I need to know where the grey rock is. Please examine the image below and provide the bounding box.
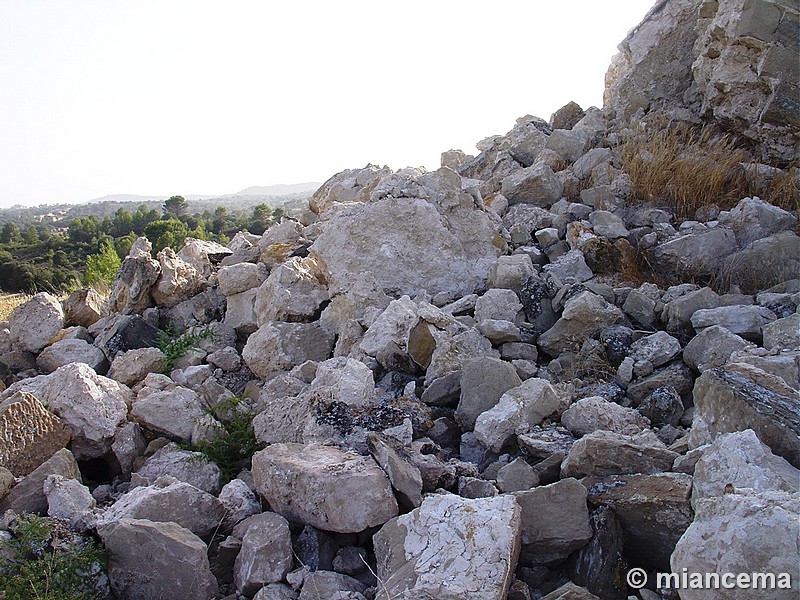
[458,476,499,499]
[542,250,593,284]
[0,448,81,515]
[589,211,628,239]
[573,148,612,180]
[8,292,64,354]
[762,313,800,351]
[662,286,722,333]
[653,227,737,278]
[538,291,624,357]
[107,347,166,387]
[629,331,682,368]
[44,474,96,530]
[137,443,222,495]
[626,363,695,406]
[243,321,335,380]
[217,262,268,296]
[561,430,678,478]
[99,518,219,600]
[561,396,650,437]
[367,432,423,508]
[108,238,161,315]
[517,425,576,461]
[545,129,587,162]
[691,304,777,342]
[566,506,628,600]
[682,325,753,372]
[496,457,539,493]
[477,319,521,344]
[501,161,563,208]
[474,289,523,323]
[224,289,258,335]
[718,196,798,248]
[36,338,107,374]
[298,571,367,600]
[637,386,684,427]
[234,512,293,596]
[720,231,800,294]
[374,493,521,600]
[219,478,262,530]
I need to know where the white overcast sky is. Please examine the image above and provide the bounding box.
[0,1,653,207]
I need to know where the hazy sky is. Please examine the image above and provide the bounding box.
[0,1,653,208]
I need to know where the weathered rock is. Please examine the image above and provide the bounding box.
[91,314,161,360]
[662,286,722,333]
[252,443,398,533]
[310,167,503,297]
[218,262,268,296]
[626,362,695,406]
[98,479,225,537]
[719,196,798,247]
[538,291,624,357]
[151,247,206,308]
[99,518,218,600]
[131,383,208,443]
[682,325,753,372]
[690,304,777,342]
[561,430,678,478]
[653,228,737,278]
[496,457,539,493]
[243,321,334,380]
[671,490,799,600]
[0,466,14,500]
[107,347,167,387]
[255,256,329,324]
[546,129,587,162]
[488,254,536,295]
[43,474,95,530]
[137,443,222,494]
[474,378,561,452]
[0,448,81,515]
[219,478,261,530]
[501,161,563,208]
[628,331,682,368]
[8,292,64,354]
[637,386,685,427]
[762,313,800,351]
[224,288,258,335]
[108,237,160,314]
[425,327,500,385]
[474,289,523,323]
[584,472,693,571]
[111,421,147,475]
[177,237,233,277]
[0,391,71,476]
[517,425,576,461]
[234,512,294,596]
[561,396,650,437]
[477,319,522,344]
[36,338,108,374]
[309,163,392,214]
[688,364,800,468]
[298,571,368,600]
[542,250,594,284]
[63,287,107,328]
[456,357,522,431]
[373,493,521,600]
[720,231,800,294]
[513,478,592,566]
[692,429,800,508]
[367,432,423,507]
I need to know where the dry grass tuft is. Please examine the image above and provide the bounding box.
[763,166,800,213]
[0,292,30,322]
[621,123,748,219]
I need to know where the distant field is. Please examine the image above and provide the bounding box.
[0,292,29,321]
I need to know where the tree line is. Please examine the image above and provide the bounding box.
[0,196,286,294]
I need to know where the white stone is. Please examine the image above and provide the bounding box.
[8,292,64,354]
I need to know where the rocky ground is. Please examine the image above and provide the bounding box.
[1,0,798,599]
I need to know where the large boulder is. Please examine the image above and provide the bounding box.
[373,493,521,600]
[254,256,329,324]
[310,167,503,297]
[718,196,798,247]
[130,382,208,443]
[652,228,738,279]
[251,443,398,533]
[108,237,160,314]
[99,518,219,600]
[36,338,108,374]
[500,161,563,207]
[688,363,800,468]
[150,247,206,308]
[137,443,222,495]
[455,357,522,431]
[243,321,334,380]
[0,391,71,476]
[8,292,64,354]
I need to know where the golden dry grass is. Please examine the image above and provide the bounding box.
[621,123,749,219]
[0,292,30,321]
[763,166,800,213]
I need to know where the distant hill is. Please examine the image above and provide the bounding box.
[235,183,321,196]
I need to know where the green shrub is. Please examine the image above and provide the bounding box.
[155,325,212,372]
[84,240,121,288]
[0,514,109,600]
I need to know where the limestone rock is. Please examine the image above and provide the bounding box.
[234,512,293,596]
[690,304,777,342]
[561,430,678,478]
[224,288,258,335]
[692,429,800,508]
[628,331,682,368]
[762,313,800,351]
[474,378,561,452]
[150,247,206,308]
[653,228,737,278]
[513,478,592,566]
[310,167,503,298]
[44,474,96,530]
[496,457,539,493]
[456,357,522,431]
[671,490,800,600]
[98,479,225,537]
[131,383,208,443]
[560,396,650,437]
[682,325,753,372]
[63,287,107,328]
[0,448,81,515]
[108,237,160,314]
[8,292,64,354]
[252,443,398,533]
[255,256,329,324]
[137,443,222,494]
[177,237,232,278]
[36,338,108,374]
[298,571,367,600]
[243,321,334,380]
[111,421,147,475]
[538,291,624,357]
[218,262,268,296]
[219,478,262,530]
[688,364,800,468]
[501,161,563,208]
[309,163,392,215]
[719,196,798,247]
[107,347,167,387]
[0,391,71,476]
[373,493,521,600]
[91,314,161,360]
[637,386,684,428]
[722,232,800,294]
[584,472,693,571]
[99,518,219,600]
[367,432,423,508]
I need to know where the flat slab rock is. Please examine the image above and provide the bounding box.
[373,493,521,600]
[251,443,398,533]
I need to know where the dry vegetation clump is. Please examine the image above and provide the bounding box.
[0,292,29,321]
[621,123,749,219]
[762,165,800,214]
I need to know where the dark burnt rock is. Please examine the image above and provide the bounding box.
[314,396,432,438]
[95,315,161,359]
[566,506,629,600]
[520,274,559,321]
[582,237,621,275]
[377,371,420,398]
[576,382,626,405]
[760,296,797,319]
[294,525,337,571]
[600,325,633,366]
[638,386,684,427]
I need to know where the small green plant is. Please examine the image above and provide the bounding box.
[0,514,109,600]
[84,240,121,289]
[190,395,261,483]
[155,325,212,372]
